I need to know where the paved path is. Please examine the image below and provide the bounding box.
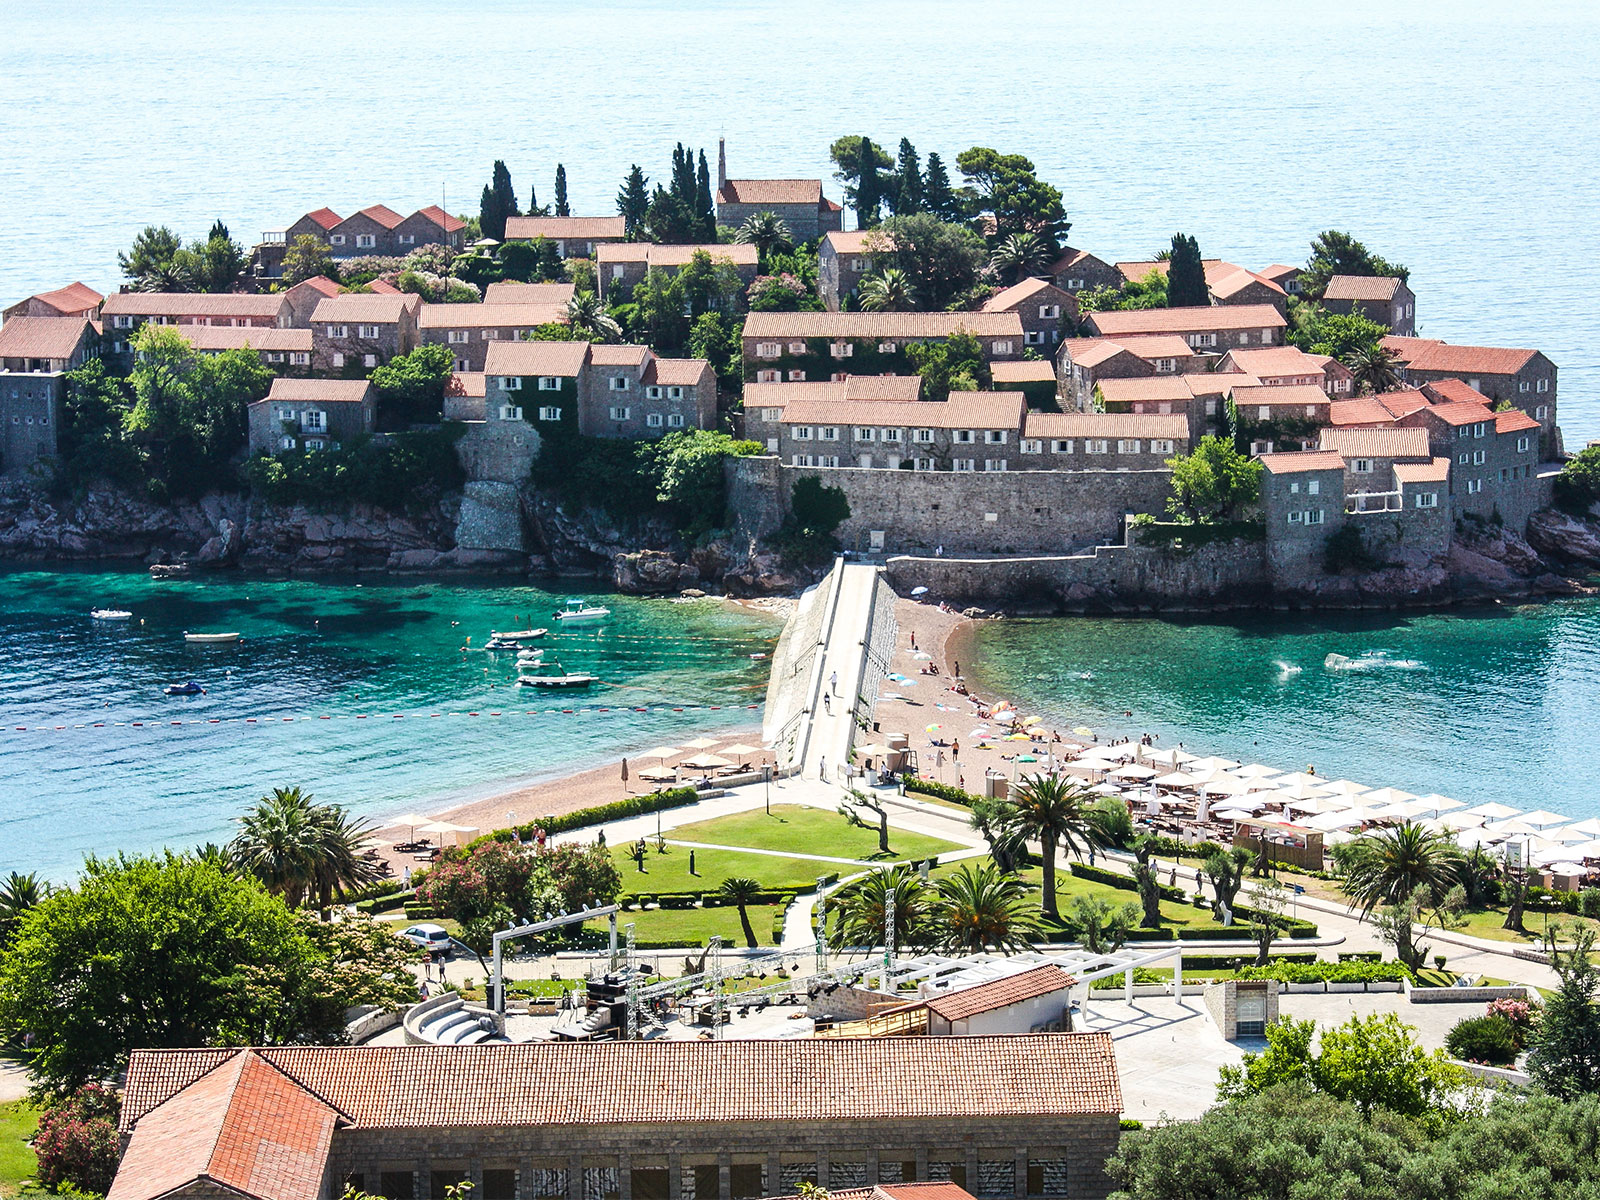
[798,561,881,782]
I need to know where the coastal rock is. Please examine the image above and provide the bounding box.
[722,551,816,597]
[1527,510,1600,565]
[612,549,698,594]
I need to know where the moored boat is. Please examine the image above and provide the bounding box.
[490,627,548,641]
[149,563,191,579]
[91,609,132,621]
[553,599,610,624]
[518,672,598,688]
[164,680,205,696]
[184,631,241,644]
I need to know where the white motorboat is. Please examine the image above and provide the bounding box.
[91,609,132,621]
[553,599,610,624]
[184,631,241,644]
[518,672,599,688]
[516,648,545,664]
[490,627,548,642]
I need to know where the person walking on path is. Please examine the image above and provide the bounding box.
[689,849,697,876]
[823,693,832,715]
[830,670,839,695]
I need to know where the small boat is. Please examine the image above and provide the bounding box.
[91,609,132,621]
[165,680,205,696]
[483,637,522,651]
[553,599,610,624]
[149,563,191,579]
[516,648,545,664]
[490,627,548,642]
[518,672,598,688]
[184,631,241,644]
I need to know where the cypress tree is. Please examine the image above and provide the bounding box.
[670,144,696,206]
[854,137,885,229]
[923,152,956,222]
[554,165,569,217]
[696,150,716,239]
[616,166,650,238]
[1167,233,1207,308]
[479,184,504,242]
[491,160,518,221]
[892,138,923,215]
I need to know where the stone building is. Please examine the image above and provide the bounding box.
[596,244,760,306]
[1322,275,1415,336]
[1227,383,1330,453]
[743,312,1024,383]
[1109,260,1287,314]
[283,276,344,328]
[1083,304,1286,355]
[1018,412,1188,470]
[0,316,97,471]
[774,391,1027,471]
[714,141,843,243]
[247,378,375,454]
[419,302,570,372]
[1046,248,1122,297]
[922,966,1076,1038]
[1386,337,1559,455]
[741,375,922,450]
[502,217,628,258]
[988,360,1060,410]
[483,282,577,307]
[818,231,878,311]
[1215,346,1328,389]
[1056,336,1205,411]
[182,325,314,371]
[309,293,422,372]
[255,206,465,277]
[979,279,1076,352]
[2,281,102,322]
[110,1038,1124,1200]
[100,292,292,362]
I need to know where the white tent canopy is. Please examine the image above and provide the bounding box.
[1466,802,1523,820]
[1519,809,1574,830]
[1321,779,1372,797]
[1186,756,1242,772]
[1359,786,1418,807]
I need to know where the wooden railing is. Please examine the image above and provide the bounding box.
[814,1003,929,1039]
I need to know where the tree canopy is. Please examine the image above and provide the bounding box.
[369,342,457,427]
[863,214,987,311]
[118,223,246,293]
[955,147,1069,255]
[829,136,895,229]
[1299,230,1409,300]
[1165,434,1263,523]
[1165,233,1207,307]
[478,160,520,242]
[905,331,987,401]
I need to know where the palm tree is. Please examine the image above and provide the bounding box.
[231,786,383,912]
[308,805,387,912]
[0,872,48,944]
[564,292,622,343]
[734,211,792,262]
[719,877,763,948]
[858,267,917,312]
[969,798,1027,874]
[1345,344,1403,394]
[928,863,1043,953]
[1005,775,1105,922]
[1342,822,1465,915]
[989,232,1050,285]
[828,865,928,952]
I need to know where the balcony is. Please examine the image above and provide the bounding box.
[1346,490,1402,514]
[260,231,286,245]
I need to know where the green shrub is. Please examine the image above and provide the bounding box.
[1234,960,1410,985]
[1339,951,1384,963]
[469,787,702,850]
[904,777,981,806]
[1445,1014,1518,1067]
[1580,888,1600,919]
[242,425,466,513]
[1068,862,1186,904]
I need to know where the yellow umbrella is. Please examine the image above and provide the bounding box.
[1026,725,1049,737]
[1005,733,1030,741]
[1073,726,1094,736]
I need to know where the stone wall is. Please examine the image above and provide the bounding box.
[456,421,543,485]
[1203,978,1279,1040]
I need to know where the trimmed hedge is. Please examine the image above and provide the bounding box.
[355,887,415,915]
[1068,861,1187,904]
[469,787,703,850]
[904,777,981,807]
[1234,960,1410,985]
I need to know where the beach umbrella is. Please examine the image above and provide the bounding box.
[912,652,933,661]
[910,586,929,596]
[680,753,733,771]
[1542,825,1594,846]
[1016,754,1038,764]
[1486,819,1544,838]
[1153,771,1200,788]
[1321,779,1372,797]
[1005,733,1031,742]
[720,743,764,758]
[1072,726,1093,736]
[682,736,720,750]
[1361,787,1418,807]
[1302,810,1366,831]
[385,812,431,838]
[1187,756,1242,772]
[1415,793,1463,814]
[1548,862,1587,877]
[1211,808,1255,822]
[1108,763,1159,780]
[1273,771,1325,789]
[1520,809,1573,830]
[1026,725,1050,738]
[1466,802,1523,820]
[1284,795,1350,815]
[1563,818,1600,839]
[1140,747,1194,767]
[637,745,682,761]
[1090,783,1124,796]
[1232,763,1283,780]
[1370,799,1437,820]
[1199,776,1257,796]
[638,766,678,783]
[1437,811,1487,831]
[855,743,893,758]
[925,724,943,733]
[417,820,477,847]
[1566,839,1600,860]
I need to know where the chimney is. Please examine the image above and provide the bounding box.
[717,137,727,192]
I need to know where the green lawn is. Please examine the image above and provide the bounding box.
[0,1101,37,1197]
[587,902,788,948]
[668,804,961,862]
[613,845,838,894]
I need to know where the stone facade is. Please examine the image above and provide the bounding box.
[310,294,422,372]
[597,244,760,307]
[818,231,877,310]
[1203,979,1279,1040]
[980,280,1076,353]
[247,379,375,454]
[420,303,570,372]
[0,316,98,471]
[1390,339,1559,455]
[1083,305,1286,355]
[1047,248,1122,296]
[1322,276,1415,336]
[1056,337,1207,412]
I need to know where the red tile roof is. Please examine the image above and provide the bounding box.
[1394,457,1451,484]
[1494,408,1541,434]
[123,1036,1123,1129]
[309,293,420,323]
[482,282,576,306]
[989,359,1057,384]
[1419,378,1492,407]
[1379,336,1443,364]
[1257,264,1300,285]
[645,358,712,387]
[1318,427,1431,460]
[367,280,403,295]
[1374,389,1430,419]
[1260,451,1347,474]
[449,372,487,398]
[1420,400,1497,428]
[285,275,342,300]
[303,208,342,231]
[1219,347,1325,378]
[925,966,1075,1022]
[823,230,875,254]
[1405,342,1539,376]
[1094,377,1194,403]
[1085,304,1286,338]
[264,379,373,405]
[1048,247,1112,274]
[102,292,288,319]
[1229,384,1330,409]
[1324,274,1404,302]
[0,316,92,360]
[981,278,1068,312]
[589,344,651,368]
[1023,412,1189,441]
[29,281,103,315]
[1328,397,1398,427]
[483,340,590,378]
[744,311,1023,340]
[1208,266,1285,301]
[716,179,824,206]
[413,205,466,234]
[1182,372,1258,396]
[503,216,628,242]
[109,1051,342,1200]
[353,204,404,230]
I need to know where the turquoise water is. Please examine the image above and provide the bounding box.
[0,570,777,879]
[1,0,1596,443]
[966,600,1600,818]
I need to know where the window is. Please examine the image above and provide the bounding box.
[112,315,133,329]
[1536,405,1550,419]
[1517,436,1530,452]
[647,413,663,427]
[1305,508,1325,525]
[667,414,684,427]
[756,369,780,383]
[760,407,782,421]
[538,376,560,390]
[756,342,780,358]
[609,406,631,420]
[985,430,1007,444]
[363,354,377,368]
[328,325,348,338]
[1474,422,1486,438]
[501,376,522,390]
[913,428,934,444]
[881,428,902,442]
[787,370,805,381]
[536,406,561,420]
[877,342,897,353]
[913,457,935,471]
[278,435,295,451]
[1028,1159,1069,1196]
[850,259,865,273]
[397,234,415,246]
[1086,439,1108,454]
[610,376,629,391]
[1117,439,1140,454]
[1237,332,1251,346]
[330,235,346,247]
[1458,452,1470,465]
[992,340,1014,354]
[983,459,1007,472]
[1467,478,1484,494]
[288,351,310,365]
[818,426,839,441]
[1537,378,1550,393]
[356,234,375,249]
[1150,439,1174,454]
[1187,332,1217,348]
[331,353,345,368]
[1154,357,1176,373]
[1289,481,1301,495]
[1052,439,1073,453]
[1260,328,1275,344]
[301,410,327,432]
[1039,304,1060,319]
[954,430,974,444]
[1021,438,1042,454]
[481,1172,517,1200]
[794,426,813,440]
[1257,405,1272,420]
[379,1172,413,1199]
[822,455,840,468]
[266,351,285,364]
[1024,331,1044,346]
[830,373,847,382]
[1308,480,1321,496]
[1499,467,1509,482]
[355,324,379,338]
[854,427,876,441]
[830,341,854,358]
[952,458,975,472]
[787,341,806,354]
[1352,458,1373,474]
[667,386,683,399]
[482,329,500,340]
[1519,381,1530,393]
[499,405,523,421]
[1473,450,1486,465]
[645,385,663,399]
[446,330,468,344]
[1416,492,1438,509]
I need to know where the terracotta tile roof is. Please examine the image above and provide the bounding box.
[449,372,487,398]
[111,1051,343,1200]
[29,281,103,315]
[412,205,466,234]
[1208,267,1285,300]
[1062,336,1194,370]
[1418,400,1496,428]
[989,360,1056,384]
[1394,457,1451,483]
[924,965,1075,1022]
[1024,412,1189,441]
[1419,378,1491,407]
[1318,427,1431,460]
[1182,372,1258,396]
[1114,260,1171,283]
[483,340,590,377]
[368,280,403,295]
[1061,339,1136,370]
[744,377,923,410]
[310,293,420,323]
[1328,397,1399,426]
[745,311,1023,340]
[716,179,824,206]
[1323,274,1403,302]
[482,282,576,306]
[1258,264,1300,285]
[418,303,567,329]
[1261,451,1347,474]
[1374,389,1430,419]
[981,278,1067,312]
[1111,335,1204,360]
[181,326,312,352]
[1094,377,1194,403]
[264,379,373,405]
[822,230,875,254]
[589,344,652,368]
[102,292,288,319]
[645,358,711,386]
[123,1036,1123,1128]
[1220,347,1325,378]
[1379,336,1442,364]
[1495,408,1541,434]
[284,276,341,300]
[597,243,758,269]
[784,392,1026,432]
[302,208,342,231]
[0,316,92,360]
[1085,304,1286,338]
[777,1185,978,1200]
[352,204,404,230]
[1229,384,1330,409]
[503,216,627,242]
[1405,342,1540,376]
[1048,246,1111,274]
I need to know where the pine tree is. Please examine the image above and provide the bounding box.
[892,138,923,216]
[554,165,569,218]
[695,149,716,239]
[616,166,650,239]
[923,152,957,222]
[1166,233,1207,308]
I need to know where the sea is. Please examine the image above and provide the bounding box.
[3,0,1600,873]
[0,570,778,879]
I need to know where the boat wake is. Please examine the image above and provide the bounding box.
[1324,651,1426,673]
[1275,660,1303,681]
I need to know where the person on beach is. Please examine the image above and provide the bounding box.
[830,670,839,695]
[953,659,961,678]
[910,631,917,650]
[689,850,696,876]
[952,738,960,761]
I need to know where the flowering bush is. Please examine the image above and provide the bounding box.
[402,243,457,275]
[747,273,810,312]
[34,1083,121,1194]
[1487,996,1540,1049]
[394,270,479,303]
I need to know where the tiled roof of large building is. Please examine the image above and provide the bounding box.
[989,360,1057,384]
[645,358,711,387]
[482,282,577,306]
[783,392,1026,431]
[981,278,1067,312]
[745,311,1024,340]
[302,208,342,231]
[1394,457,1452,484]
[1328,397,1399,426]
[264,379,373,405]
[1182,372,1258,396]
[418,303,567,329]
[1085,304,1286,337]
[182,326,313,352]
[309,293,420,323]
[503,216,627,242]
[1323,274,1404,302]
[1208,266,1285,301]
[1220,347,1326,378]
[413,205,466,234]
[0,316,92,359]
[1023,412,1189,440]
[110,1050,342,1200]
[102,292,288,319]
[1260,451,1347,474]
[598,243,759,269]
[28,281,103,315]
[1495,408,1541,434]
[483,340,591,377]
[123,1036,1123,1129]
[716,179,824,206]
[1230,383,1329,408]
[924,966,1076,1022]
[1094,377,1194,403]
[589,345,651,368]
[1061,336,1195,369]
[743,377,923,409]
[1318,427,1431,460]
[1404,342,1539,376]
[822,230,875,254]
[1048,246,1110,274]
[1420,400,1498,428]
[352,204,404,230]
[1419,378,1492,407]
